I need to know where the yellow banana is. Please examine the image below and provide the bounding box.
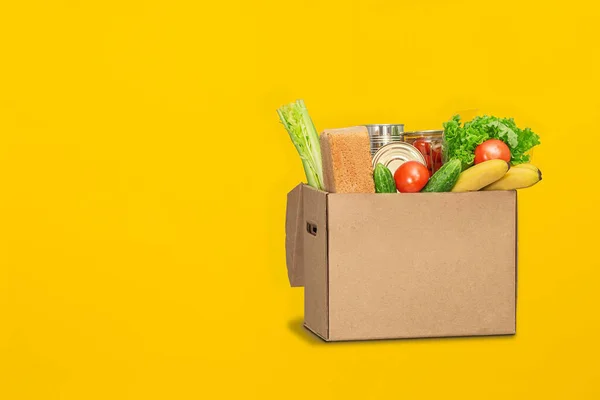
[451,159,510,192]
[513,163,540,173]
[482,167,542,190]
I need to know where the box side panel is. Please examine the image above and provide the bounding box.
[285,184,304,287]
[514,190,518,333]
[327,191,516,341]
[302,186,329,339]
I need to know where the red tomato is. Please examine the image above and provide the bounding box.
[474,139,511,164]
[394,161,430,193]
[413,138,431,155]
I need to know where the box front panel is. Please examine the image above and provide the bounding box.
[327,191,516,341]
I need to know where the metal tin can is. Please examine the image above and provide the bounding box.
[371,142,427,176]
[365,124,404,156]
[365,124,404,137]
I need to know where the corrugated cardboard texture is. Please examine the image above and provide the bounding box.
[326,191,516,341]
[302,186,329,339]
[285,184,304,287]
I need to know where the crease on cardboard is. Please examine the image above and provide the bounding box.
[303,323,328,341]
[325,193,330,341]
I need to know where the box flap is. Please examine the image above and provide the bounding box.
[285,183,304,287]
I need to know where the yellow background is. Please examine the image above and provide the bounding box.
[0,0,598,398]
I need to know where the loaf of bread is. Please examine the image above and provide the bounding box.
[320,126,375,193]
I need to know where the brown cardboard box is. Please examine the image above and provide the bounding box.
[285,183,517,341]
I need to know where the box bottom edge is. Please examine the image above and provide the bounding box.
[303,322,329,342]
[322,331,516,342]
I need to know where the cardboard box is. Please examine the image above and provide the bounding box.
[285,183,517,341]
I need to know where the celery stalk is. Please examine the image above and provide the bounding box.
[277,100,324,190]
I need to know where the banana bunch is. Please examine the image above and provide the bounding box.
[451,159,542,192]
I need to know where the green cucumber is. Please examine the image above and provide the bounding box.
[373,163,396,193]
[421,158,462,192]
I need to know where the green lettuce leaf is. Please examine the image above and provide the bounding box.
[443,114,541,170]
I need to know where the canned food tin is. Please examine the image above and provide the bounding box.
[371,142,427,176]
[365,124,405,156]
[365,124,404,137]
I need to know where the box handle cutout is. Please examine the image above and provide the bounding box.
[306,221,318,236]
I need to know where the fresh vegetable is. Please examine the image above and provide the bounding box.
[394,161,430,193]
[474,139,511,164]
[421,159,462,192]
[443,115,541,170]
[482,166,542,191]
[451,159,510,192]
[373,163,396,193]
[277,100,324,190]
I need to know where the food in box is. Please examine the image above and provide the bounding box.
[277,100,542,341]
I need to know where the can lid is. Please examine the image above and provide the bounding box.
[372,142,427,176]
